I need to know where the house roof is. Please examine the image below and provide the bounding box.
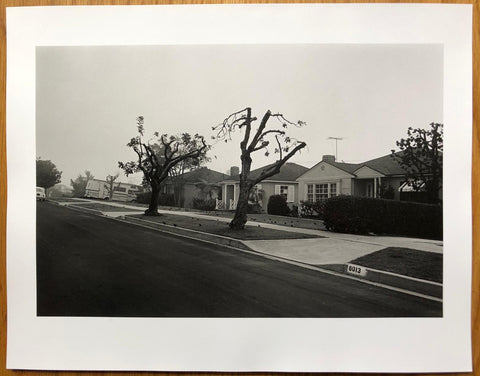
[358,152,410,176]
[325,161,360,175]
[168,167,229,184]
[223,162,309,183]
[316,152,409,177]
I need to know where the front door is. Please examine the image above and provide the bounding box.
[226,184,235,204]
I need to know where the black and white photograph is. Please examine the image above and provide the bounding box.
[7,4,473,372]
[36,44,444,318]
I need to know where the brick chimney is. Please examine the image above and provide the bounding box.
[230,166,240,176]
[322,155,335,163]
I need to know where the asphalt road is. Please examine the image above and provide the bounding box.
[36,202,442,317]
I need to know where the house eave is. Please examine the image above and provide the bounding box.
[296,161,356,180]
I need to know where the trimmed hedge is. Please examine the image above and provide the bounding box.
[323,195,442,240]
[267,195,290,216]
[136,191,175,206]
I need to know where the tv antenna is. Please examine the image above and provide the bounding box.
[327,137,344,161]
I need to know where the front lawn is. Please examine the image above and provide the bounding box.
[130,213,323,241]
[207,212,326,231]
[351,247,442,283]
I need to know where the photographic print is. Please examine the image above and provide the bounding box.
[7,4,472,372]
[36,44,444,317]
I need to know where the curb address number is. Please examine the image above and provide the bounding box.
[346,264,368,277]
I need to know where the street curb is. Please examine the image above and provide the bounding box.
[120,215,253,252]
[344,263,442,299]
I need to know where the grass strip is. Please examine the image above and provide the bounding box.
[69,203,142,212]
[129,213,323,241]
[351,247,442,283]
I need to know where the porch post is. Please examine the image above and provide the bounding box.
[373,178,377,198]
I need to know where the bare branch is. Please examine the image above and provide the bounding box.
[251,140,270,152]
[247,110,272,152]
[252,141,306,186]
[275,134,283,161]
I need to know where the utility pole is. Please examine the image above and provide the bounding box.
[327,137,344,161]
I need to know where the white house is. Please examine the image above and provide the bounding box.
[296,153,426,202]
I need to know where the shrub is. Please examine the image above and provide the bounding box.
[323,195,442,240]
[288,204,299,217]
[192,198,216,211]
[247,203,264,214]
[136,191,175,206]
[380,184,395,200]
[267,195,290,216]
[300,200,326,219]
[158,194,175,206]
[300,200,315,217]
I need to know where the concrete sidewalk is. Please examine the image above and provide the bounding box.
[60,198,443,267]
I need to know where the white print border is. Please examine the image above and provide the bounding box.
[6,4,472,372]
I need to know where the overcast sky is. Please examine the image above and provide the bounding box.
[36,44,443,185]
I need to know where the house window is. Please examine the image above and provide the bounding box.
[307,185,314,201]
[330,183,337,197]
[307,183,338,201]
[317,184,328,200]
[275,185,295,202]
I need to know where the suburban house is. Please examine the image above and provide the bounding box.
[162,167,229,208]
[216,163,309,211]
[296,152,432,202]
[215,151,437,212]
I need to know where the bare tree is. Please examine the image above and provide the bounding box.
[104,173,120,200]
[213,107,306,229]
[119,116,208,216]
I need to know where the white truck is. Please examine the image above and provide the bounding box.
[84,179,143,202]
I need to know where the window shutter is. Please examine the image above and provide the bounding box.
[275,185,280,194]
[287,185,294,202]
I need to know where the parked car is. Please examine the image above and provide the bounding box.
[36,187,46,201]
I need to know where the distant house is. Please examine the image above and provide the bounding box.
[216,163,309,211]
[49,183,74,198]
[296,153,436,202]
[162,167,229,209]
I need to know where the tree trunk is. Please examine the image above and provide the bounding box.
[229,153,253,230]
[229,183,251,230]
[145,183,161,216]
